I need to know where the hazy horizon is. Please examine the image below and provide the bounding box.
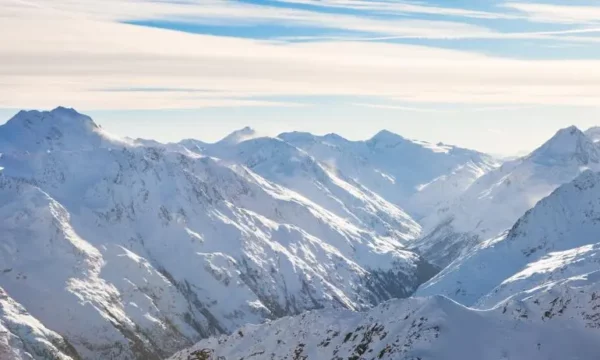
[2,0,600,155]
[0,106,596,157]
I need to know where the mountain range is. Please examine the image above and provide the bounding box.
[0,108,441,359]
[171,139,600,360]
[171,278,600,360]
[413,125,600,267]
[2,107,600,360]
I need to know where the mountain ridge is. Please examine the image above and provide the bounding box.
[171,165,600,360]
[417,169,600,308]
[278,129,498,217]
[170,280,600,360]
[0,108,436,360]
[413,125,600,268]
[3,107,599,360]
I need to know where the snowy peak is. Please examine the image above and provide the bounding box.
[8,106,98,131]
[279,129,496,216]
[183,133,423,242]
[528,125,600,165]
[367,130,454,154]
[0,106,124,153]
[236,136,306,163]
[585,126,600,143]
[506,168,600,245]
[413,126,600,268]
[218,126,258,145]
[51,106,98,125]
[0,108,435,359]
[322,132,348,143]
[277,131,324,147]
[417,168,600,307]
[367,129,406,148]
[177,138,209,153]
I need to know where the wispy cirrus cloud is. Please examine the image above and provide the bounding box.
[353,103,536,113]
[352,103,450,113]
[24,0,498,39]
[10,0,600,43]
[0,0,600,112]
[270,0,519,20]
[504,2,600,24]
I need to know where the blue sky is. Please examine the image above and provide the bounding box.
[1,0,600,154]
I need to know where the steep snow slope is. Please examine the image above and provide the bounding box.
[0,108,433,359]
[172,167,600,360]
[501,269,600,330]
[417,170,600,308]
[585,126,600,143]
[278,130,498,217]
[0,287,79,360]
[179,134,421,243]
[0,168,216,360]
[170,282,600,360]
[408,160,493,217]
[414,126,600,267]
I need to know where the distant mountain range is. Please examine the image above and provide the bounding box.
[171,132,600,360]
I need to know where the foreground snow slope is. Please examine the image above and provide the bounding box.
[417,169,600,308]
[0,108,434,359]
[414,126,600,267]
[170,279,600,360]
[278,130,498,218]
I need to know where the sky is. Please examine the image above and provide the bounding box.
[1,0,600,155]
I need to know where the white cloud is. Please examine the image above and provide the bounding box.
[11,0,496,39]
[15,0,600,42]
[352,103,450,113]
[354,103,536,113]
[0,0,600,110]
[504,2,600,24]
[274,0,518,20]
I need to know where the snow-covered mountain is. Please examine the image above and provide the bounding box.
[172,166,600,360]
[417,169,600,308]
[177,132,421,244]
[585,126,600,143]
[414,126,600,267]
[5,107,600,360]
[0,286,79,360]
[278,130,498,218]
[177,126,258,153]
[0,108,435,359]
[170,278,600,360]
